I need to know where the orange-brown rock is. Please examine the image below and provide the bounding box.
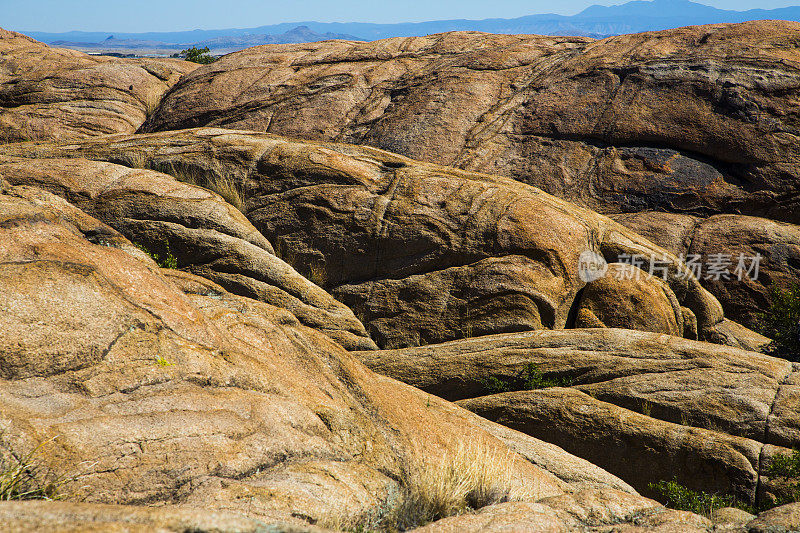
[0,28,196,142]
[1,180,731,532]
[142,21,800,224]
[0,128,745,350]
[356,328,800,505]
[0,155,376,350]
[614,211,800,333]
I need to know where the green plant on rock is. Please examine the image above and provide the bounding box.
[766,448,800,507]
[181,46,217,64]
[134,242,178,269]
[648,479,736,516]
[480,363,573,395]
[523,363,573,389]
[757,284,800,361]
[0,434,69,501]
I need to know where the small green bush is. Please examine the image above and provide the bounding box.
[135,242,178,269]
[757,284,800,361]
[181,46,217,64]
[648,479,736,516]
[480,363,573,394]
[768,448,800,478]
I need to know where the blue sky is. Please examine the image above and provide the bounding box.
[5,0,800,32]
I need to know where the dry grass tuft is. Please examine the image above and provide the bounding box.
[389,440,525,530]
[142,88,164,119]
[0,434,74,501]
[165,163,246,212]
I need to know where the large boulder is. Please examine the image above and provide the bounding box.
[0,156,376,350]
[142,21,800,224]
[0,128,739,350]
[613,211,800,334]
[355,328,800,505]
[0,28,196,142]
[574,263,685,337]
[0,180,733,532]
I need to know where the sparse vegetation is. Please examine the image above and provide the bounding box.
[154,354,173,367]
[648,479,737,516]
[134,242,178,269]
[481,363,573,394]
[180,46,217,64]
[387,441,527,530]
[768,448,800,478]
[757,284,800,361]
[163,163,246,212]
[1,434,69,501]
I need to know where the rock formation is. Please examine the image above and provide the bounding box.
[1,24,800,532]
[0,28,196,142]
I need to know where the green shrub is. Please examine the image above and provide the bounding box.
[757,284,800,361]
[134,242,178,269]
[181,46,217,64]
[480,363,573,395]
[524,363,573,389]
[768,448,800,478]
[648,479,736,516]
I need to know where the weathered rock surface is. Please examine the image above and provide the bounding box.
[1,180,743,532]
[0,128,745,350]
[574,263,684,337]
[613,211,800,333]
[0,501,316,533]
[0,156,375,350]
[142,21,800,225]
[0,28,196,142]
[355,328,800,505]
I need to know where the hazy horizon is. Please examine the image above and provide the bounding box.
[6,0,800,33]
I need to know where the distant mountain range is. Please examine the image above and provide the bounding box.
[49,26,363,54]
[26,0,800,54]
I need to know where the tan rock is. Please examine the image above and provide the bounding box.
[0,29,196,142]
[746,502,800,533]
[614,211,800,334]
[142,22,800,225]
[356,328,800,505]
[575,263,683,336]
[0,501,317,533]
[0,128,730,349]
[0,156,375,350]
[1,186,618,529]
[457,388,762,504]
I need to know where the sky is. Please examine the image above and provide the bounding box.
[4,0,800,33]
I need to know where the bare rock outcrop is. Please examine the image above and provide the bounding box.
[0,156,375,350]
[355,328,800,506]
[142,21,800,225]
[0,180,731,531]
[0,128,746,350]
[613,210,800,334]
[0,28,196,142]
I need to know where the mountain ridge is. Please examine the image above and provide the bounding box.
[23,0,800,49]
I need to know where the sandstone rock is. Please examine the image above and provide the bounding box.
[142,21,800,224]
[710,506,755,526]
[614,211,800,335]
[0,156,376,350]
[0,128,732,349]
[457,388,763,504]
[1,185,596,528]
[746,502,800,533]
[355,328,800,505]
[0,28,196,142]
[575,263,683,336]
[0,501,316,533]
